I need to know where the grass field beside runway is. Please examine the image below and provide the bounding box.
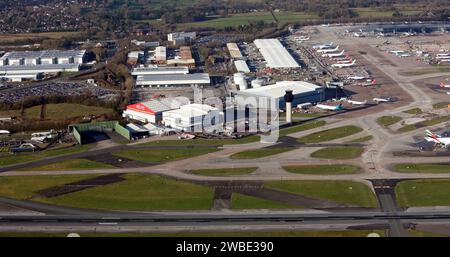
[297,125,363,143]
[396,179,450,207]
[187,167,257,176]
[278,120,326,137]
[433,102,450,109]
[376,116,402,126]
[39,173,214,211]
[397,116,450,132]
[393,163,450,173]
[0,144,93,167]
[112,148,219,163]
[264,181,378,208]
[345,135,373,143]
[0,230,387,237]
[283,165,361,175]
[403,108,423,115]
[310,147,364,160]
[140,135,260,146]
[230,193,297,209]
[0,174,98,199]
[20,159,115,171]
[230,147,295,160]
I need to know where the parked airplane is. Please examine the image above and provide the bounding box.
[296,36,310,41]
[347,76,367,80]
[317,45,339,53]
[436,53,450,59]
[373,97,390,103]
[347,99,367,105]
[312,42,333,50]
[440,82,450,88]
[331,60,356,68]
[31,131,54,143]
[336,59,353,64]
[316,103,344,111]
[425,130,450,148]
[322,50,345,58]
[357,79,377,87]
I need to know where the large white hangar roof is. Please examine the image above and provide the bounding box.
[254,39,300,68]
[136,73,210,86]
[238,81,321,98]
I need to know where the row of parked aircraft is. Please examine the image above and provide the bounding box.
[313,42,357,68]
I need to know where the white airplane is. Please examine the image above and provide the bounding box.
[336,59,353,64]
[358,79,377,87]
[373,97,390,103]
[317,45,339,53]
[331,60,356,68]
[439,59,450,63]
[316,103,344,111]
[322,50,345,58]
[436,53,450,59]
[347,99,367,105]
[296,36,310,41]
[347,76,367,80]
[425,130,450,148]
[312,42,333,50]
[439,81,450,88]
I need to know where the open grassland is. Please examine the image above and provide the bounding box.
[297,125,363,143]
[310,147,364,160]
[20,159,115,171]
[278,120,326,137]
[179,11,318,29]
[397,116,450,132]
[345,135,373,143]
[283,165,361,175]
[409,229,446,237]
[113,148,219,164]
[188,167,257,177]
[0,174,98,199]
[264,181,378,208]
[0,31,80,43]
[0,103,113,121]
[0,230,387,237]
[0,144,93,167]
[230,146,295,160]
[396,179,450,207]
[38,174,214,211]
[376,116,402,126]
[393,163,450,173]
[231,193,297,210]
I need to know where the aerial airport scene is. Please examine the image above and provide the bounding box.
[1,0,450,240]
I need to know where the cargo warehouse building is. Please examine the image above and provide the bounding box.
[0,50,86,82]
[254,39,300,69]
[235,81,325,109]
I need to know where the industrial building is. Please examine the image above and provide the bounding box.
[227,43,244,59]
[0,50,86,81]
[154,46,167,64]
[167,46,196,68]
[167,32,196,45]
[122,98,187,123]
[235,81,325,109]
[234,60,250,73]
[131,66,189,76]
[162,103,223,131]
[254,39,300,68]
[135,73,211,87]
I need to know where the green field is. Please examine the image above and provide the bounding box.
[113,148,219,163]
[345,135,373,143]
[409,229,446,237]
[0,103,113,121]
[278,120,326,137]
[376,116,402,126]
[403,108,423,115]
[433,102,450,109]
[0,174,97,199]
[396,179,450,207]
[0,230,387,237]
[230,146,294,160]
[0,31,80,43]
[397,116,450,132]
[297,125,363,143]
[39,173,214,211]
[0,144,93,167]
[231,193,297,209]
[310,147,364,160]
[264,181,378,208]
[188,167,257,176]
[393,163,450,173]
[352,7,421,18]
[20,159,115,171]
[179,11,318,29]
[283,165,361,175]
